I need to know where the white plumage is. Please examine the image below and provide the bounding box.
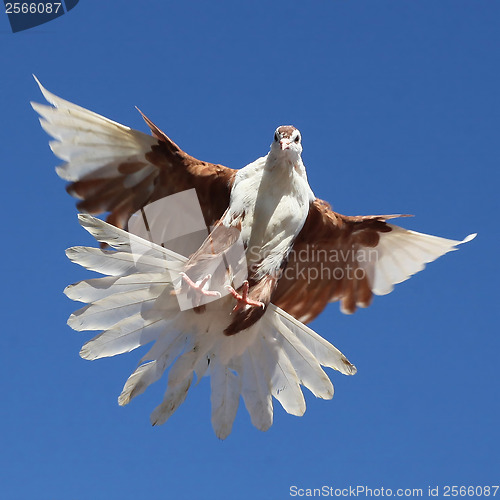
[224,152,315,280]
[31,76,157,183]
[32,78,475,438]
[368,225,476,296]
[67,215,355,438]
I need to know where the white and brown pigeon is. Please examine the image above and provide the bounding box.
[32,78,475,438]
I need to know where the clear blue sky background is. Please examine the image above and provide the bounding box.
[1,1,498,499]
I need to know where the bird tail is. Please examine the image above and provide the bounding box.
[65,214,356,439]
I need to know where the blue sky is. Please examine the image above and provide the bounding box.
[1,1,498,499]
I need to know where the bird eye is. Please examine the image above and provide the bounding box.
[294,135,300,143]
[274,132,279,142]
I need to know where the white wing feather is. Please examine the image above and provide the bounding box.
[369,225,476,296]
[31,77,157,183]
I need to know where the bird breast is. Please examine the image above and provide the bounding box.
[225,155,313,280]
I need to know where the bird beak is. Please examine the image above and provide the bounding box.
[280,139,291,150]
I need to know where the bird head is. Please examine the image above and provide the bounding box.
[271,125,302,158]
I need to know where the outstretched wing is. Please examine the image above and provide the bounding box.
[273,199,476,323]
[31,77,235,230]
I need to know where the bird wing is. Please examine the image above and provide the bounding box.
[31,77,236,230]
[273,198,476,323]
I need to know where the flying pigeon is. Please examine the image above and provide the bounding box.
[32,78,475,438]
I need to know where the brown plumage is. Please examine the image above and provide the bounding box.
[32,81,473,333]
[272,199,411,322]
[55,113,412,324]
[33,79,476,439]
[67,111,235,232]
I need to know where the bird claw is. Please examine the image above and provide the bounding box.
[180,272,221,308]
[225,281,265,313]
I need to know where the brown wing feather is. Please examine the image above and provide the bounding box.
[272,198,411,322]
[69,111,235,231]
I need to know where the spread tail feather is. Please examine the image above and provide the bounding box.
[65,215,356,438]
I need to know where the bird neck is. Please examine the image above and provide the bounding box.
[265,151,307,182]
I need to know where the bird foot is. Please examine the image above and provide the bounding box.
[180,272,221,308]
[225,281,265,313]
